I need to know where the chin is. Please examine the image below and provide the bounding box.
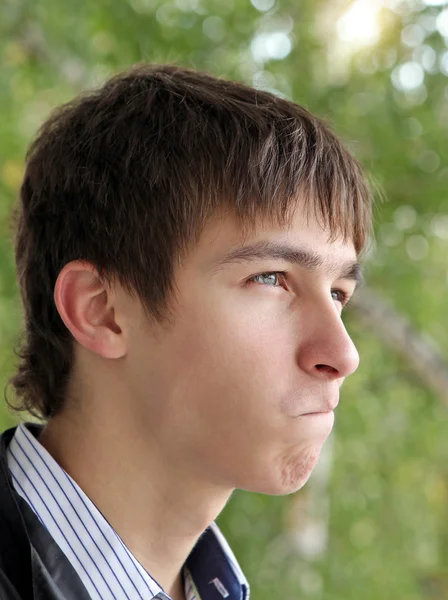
[243,445,323,496]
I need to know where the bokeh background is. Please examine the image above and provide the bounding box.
[1,0,448,598]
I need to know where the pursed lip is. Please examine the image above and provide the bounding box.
[301,396,339,416]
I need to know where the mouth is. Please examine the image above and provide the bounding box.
[301,397,339,416]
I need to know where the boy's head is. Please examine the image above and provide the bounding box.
[10,64,372,494]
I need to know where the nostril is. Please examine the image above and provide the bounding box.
[316,364,338,375]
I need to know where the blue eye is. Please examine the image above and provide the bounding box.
[331,290,349,305]
[251,272,281,286]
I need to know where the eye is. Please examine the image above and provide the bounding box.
[331,289,350,306]
[250,272,284,287]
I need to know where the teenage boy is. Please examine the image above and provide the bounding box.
[0,64,372,600]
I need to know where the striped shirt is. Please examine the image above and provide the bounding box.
[7,423,249,600]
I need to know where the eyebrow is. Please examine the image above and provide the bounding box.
[210,240,363,284]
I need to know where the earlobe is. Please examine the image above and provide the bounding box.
[54,261,127,359]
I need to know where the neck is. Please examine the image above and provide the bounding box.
[38,396,233,598]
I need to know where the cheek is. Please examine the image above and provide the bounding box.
[185,298,290,377]
[172,296,297,425]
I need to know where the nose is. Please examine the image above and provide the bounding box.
[297,303,360,381]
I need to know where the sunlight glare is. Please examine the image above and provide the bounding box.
[337,0,382,47]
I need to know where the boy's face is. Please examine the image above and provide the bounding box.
[125,205,360,495]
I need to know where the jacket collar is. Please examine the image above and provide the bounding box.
[0,427,34,600]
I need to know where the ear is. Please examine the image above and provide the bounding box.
[54,261,127,359]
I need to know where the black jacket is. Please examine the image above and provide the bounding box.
[0,427,92,600]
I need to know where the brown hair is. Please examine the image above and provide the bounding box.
[8,63,372,419]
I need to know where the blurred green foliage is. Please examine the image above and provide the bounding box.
[1,0,448,598]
